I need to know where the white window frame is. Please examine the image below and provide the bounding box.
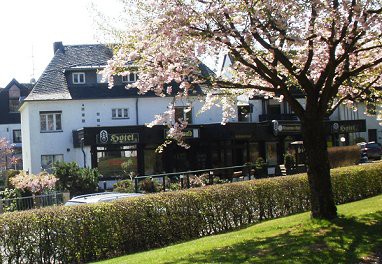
[41,154,64,171]
[97,73,108,84]
[40,112,62,132]
[13,129,22,143]
[122,72,138,83]
[72,72,86,84]
[112,108,129,119]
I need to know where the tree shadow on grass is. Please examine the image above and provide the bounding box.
[163,211,382,264]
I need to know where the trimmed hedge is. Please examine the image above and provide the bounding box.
[327,145,360,168]
[0,163,381,263]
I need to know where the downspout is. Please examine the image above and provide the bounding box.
[80,138,86,168]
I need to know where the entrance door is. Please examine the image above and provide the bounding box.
[368,129,377,143]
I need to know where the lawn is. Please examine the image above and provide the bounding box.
[95,195,382,264]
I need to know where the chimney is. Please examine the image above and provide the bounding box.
[53,41,64,54]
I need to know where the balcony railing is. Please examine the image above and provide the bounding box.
[259,114,298,122]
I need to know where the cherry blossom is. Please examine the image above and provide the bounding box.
[99,0,382,219]
[11,171,58,195]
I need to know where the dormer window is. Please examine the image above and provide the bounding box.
[9,86,21,113]
[122,72,138,83]
[72,72,86,84]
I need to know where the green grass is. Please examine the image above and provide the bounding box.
[95,195,382,264]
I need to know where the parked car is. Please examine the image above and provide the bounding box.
[357,142,382,160]
[64,192,144,206]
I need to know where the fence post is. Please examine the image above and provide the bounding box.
[163,176,166,192]
[180,174,184,189]
[186,174,190,188]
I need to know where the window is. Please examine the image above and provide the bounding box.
[13,130,22,143]
[174,106,192,123]
[238,105,251,122]
[40,112,62,132]
[41,154,64,171]
[112,108,129,119]
[122,72,138,83]
[9,86,21,113]
[9,99,20,113]
[72,72,86,84]
[97,73,107,83]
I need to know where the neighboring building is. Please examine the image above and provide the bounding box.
[0,79,34,170]
[20,43,374,178]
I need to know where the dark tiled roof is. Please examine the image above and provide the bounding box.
[26,44,113,101]
[0,79,33,124]
[26,43,211,101]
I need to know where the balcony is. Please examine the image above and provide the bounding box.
[259,114,298,122]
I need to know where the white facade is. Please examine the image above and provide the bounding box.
[0,123,21,148]
[20,96,228,174]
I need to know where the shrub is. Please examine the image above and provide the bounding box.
[0,163,380,263]
[327,145,360,168]
[113,179,134,193]
[53,162,99,196]
[283,152,295,173]
[3,169,20,188]
[138,178,161,193]
[10,171,57,195]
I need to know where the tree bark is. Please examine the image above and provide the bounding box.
[301,117,337,220]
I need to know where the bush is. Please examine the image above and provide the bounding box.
[0,163,380,263]
[139,178,161,193]
[283,152,295,173]
[113,179,134,193]
[3,169,20,188]
[53,162,99,196]
[328,145,360,168]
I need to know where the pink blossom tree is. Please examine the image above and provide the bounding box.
[10,171,57,195]
[0,138,14,170]
[101,0,382,219]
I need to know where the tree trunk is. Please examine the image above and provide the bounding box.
[301,117,337,220]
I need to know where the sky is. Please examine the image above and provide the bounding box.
[0,0,122,88]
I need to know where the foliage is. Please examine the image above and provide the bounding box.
[78,167,100,195]
[113,179,134,193]
[4,170,20,188]
[52,161,80,191]
[121,161,136,180]
[100,0,382,219]
[283,152,295,170]
[0,138,15,170]
[10,171,57,195]
[327,145,361,168]
[0,163,380,263]
[96,195,382,264]
[0,188,21,212]
[53,161,99,196]
[138,178,161,193]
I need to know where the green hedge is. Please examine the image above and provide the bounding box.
[0,163,381,263]
[327,145,361,168]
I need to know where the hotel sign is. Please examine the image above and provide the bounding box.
[272,119,366,136]
[97,130,139,144]
[164,128,200,139]
[272,120,301,136]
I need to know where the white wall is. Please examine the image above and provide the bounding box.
[0,123,21,146]
[21,96,230,174]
